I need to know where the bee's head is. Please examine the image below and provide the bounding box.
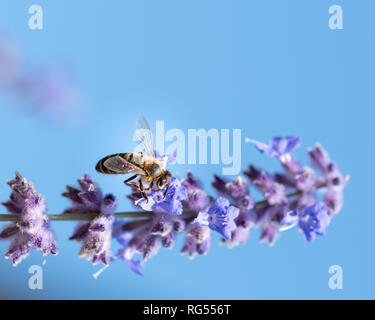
[157,170,172,189]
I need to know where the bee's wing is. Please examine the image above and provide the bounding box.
[103,155,146,175]
[133,115,155,158]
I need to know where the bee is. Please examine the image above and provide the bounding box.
[95,115,172,202]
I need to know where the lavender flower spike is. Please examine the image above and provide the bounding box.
[193,197,239,240]
[246,136,301,163]
[63,174,117,265]
[282,202,331,242]
[0,172,58,266]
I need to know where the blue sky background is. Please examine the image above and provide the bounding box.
[0,0,373,299]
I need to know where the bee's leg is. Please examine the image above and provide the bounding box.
[139,179,149,203]
[124,174,138,186]
[163,184,170,199]
[145,181,154,191]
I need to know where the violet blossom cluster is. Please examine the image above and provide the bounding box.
[0,172,57,266]
[0,137,348,277]
[62,174,117,265]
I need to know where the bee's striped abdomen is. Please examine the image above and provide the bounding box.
[95,153,127,174]
[124,152,144,166]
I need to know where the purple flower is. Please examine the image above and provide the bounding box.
[182,171,211,212]
[324,188,343,215]
[182,170,204,190]
[212,176,255,216]
[295,168,316,192]
[308,144,347,215]
[308,144,346,187]
[114,213,186,269]
[181,225,211,259]
[192,197,239,240]
[259,222,280,246]
[63,174,117,265]
[236,195,255,223]
[246,136,301,163]
[220,208,256,248]
[135,177,187,215]
[112,228,144,276]
[225,177,249,200]
[308,143,332,173]
[282,202,331,242]
[281,156,304,175]
[257,205,287,246]
[140,213,186,260]
[212,175,228,195]
[0,172,58,266]
[222,226,251,248]
[212,175,256,247]
[72,213,115,265]
[244,166,288,205]
[212,175,249,201]
[116,246,144,276]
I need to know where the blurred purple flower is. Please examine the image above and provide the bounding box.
[0,34,78,122]
[182,171,211,213]
[0,37,22,85]
[281,167,318,212]
[308,144,347,215]
[63,174,117,265]
[257,205,287,246]
[281,156,304,175]
[21,67,77,119]
[324,188,344,215]
[308,143,332,173]
[244,166,288,205]
[295,168,316,192]
[212,176,249,201]
[0,172,57,266]
[246,136,301,163]
[260,221,280,246]
[222,226,251,248]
